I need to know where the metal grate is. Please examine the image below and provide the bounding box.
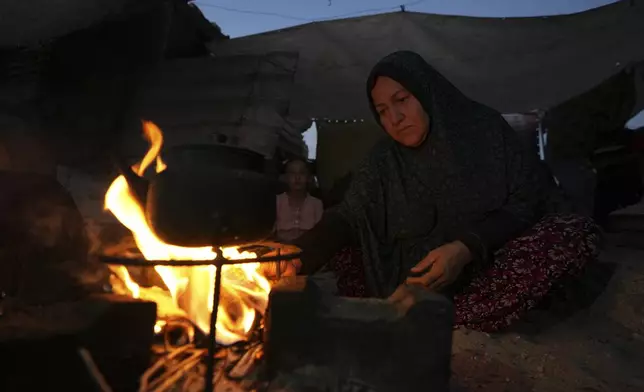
[100,242,302,392]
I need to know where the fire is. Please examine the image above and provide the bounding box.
[104,121,271,345]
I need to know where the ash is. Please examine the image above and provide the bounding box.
[267,366,377,392]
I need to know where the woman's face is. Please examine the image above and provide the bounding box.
[285,160,310,192]
[371,76,430,147]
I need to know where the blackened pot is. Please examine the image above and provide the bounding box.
[145,145,277,247]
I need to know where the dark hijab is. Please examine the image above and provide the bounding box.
[333,51,558,297]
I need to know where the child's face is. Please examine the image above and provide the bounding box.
[285,160,309,192]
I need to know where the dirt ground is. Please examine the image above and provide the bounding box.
[450,244,644,392]
[52,171,644,391]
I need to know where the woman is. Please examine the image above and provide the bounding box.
[286,51,600,332]
[275,158,324,242]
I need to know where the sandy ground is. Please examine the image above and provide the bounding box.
[450,244,644,392]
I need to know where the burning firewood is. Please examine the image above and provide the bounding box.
[102,121,274,347]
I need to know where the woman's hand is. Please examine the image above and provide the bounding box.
[406,241,471,291]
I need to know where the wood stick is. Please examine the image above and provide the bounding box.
[78,347,114,392]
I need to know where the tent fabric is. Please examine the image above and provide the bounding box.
[209,1,644,120]
[315,120,384,192]
[545,67,638,159]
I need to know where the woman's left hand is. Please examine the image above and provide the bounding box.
[406,241,472,291]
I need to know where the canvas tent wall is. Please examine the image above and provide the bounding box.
[315,119,383,192]
[208,0,644,121]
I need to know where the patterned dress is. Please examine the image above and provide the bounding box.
[330,214,600,332]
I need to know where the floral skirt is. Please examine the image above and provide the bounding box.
[329,214,601,332]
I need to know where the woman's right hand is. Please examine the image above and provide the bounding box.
[406,241,471,291]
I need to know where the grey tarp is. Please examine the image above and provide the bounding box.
[209,1,644,120]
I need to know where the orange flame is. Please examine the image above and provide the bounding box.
[104,121,271,345]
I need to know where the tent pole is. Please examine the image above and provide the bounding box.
[536,111,546,161]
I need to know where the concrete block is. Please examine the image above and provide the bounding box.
[265,277,454,392]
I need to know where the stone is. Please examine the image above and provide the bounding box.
[265,277,454,392]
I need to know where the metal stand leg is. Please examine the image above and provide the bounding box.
[204,259,223,392]
[537,119,546,161]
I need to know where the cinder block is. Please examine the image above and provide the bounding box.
[265,277,454,392]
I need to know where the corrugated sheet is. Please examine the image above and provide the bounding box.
[208,1,644,120]
[120,52,308,159]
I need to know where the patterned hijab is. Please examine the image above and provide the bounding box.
[335,51,551,297]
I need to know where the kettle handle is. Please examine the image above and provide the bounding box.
[111,155,149,206]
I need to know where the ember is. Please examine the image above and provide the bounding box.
[103,121,271,345]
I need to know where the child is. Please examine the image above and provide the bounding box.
[275,158,323,242]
